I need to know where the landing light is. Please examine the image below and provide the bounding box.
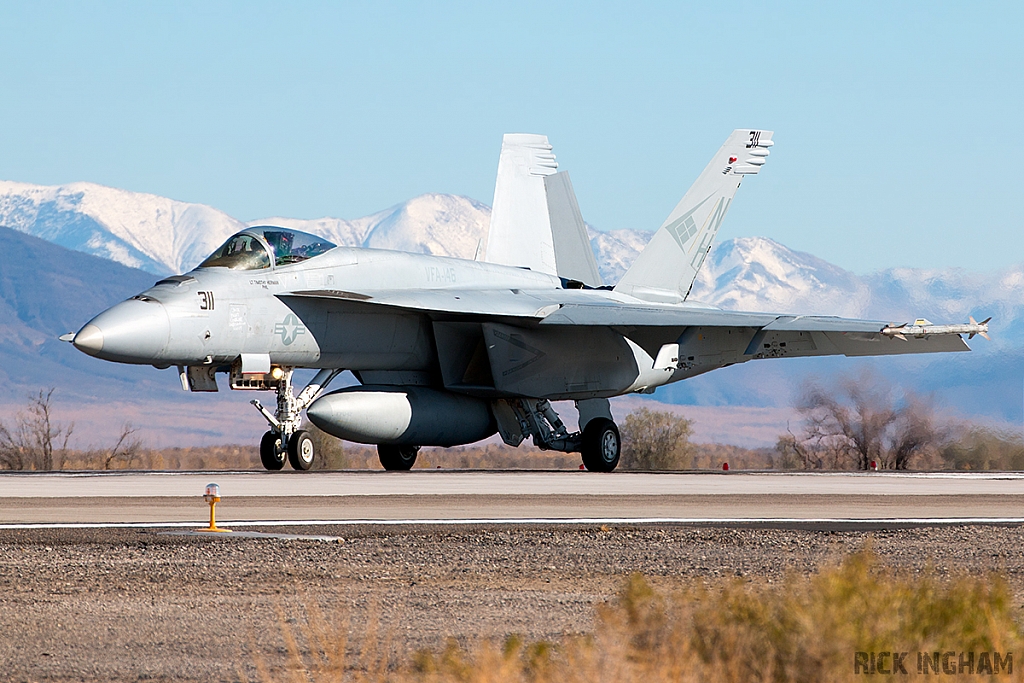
[270,367,285,380]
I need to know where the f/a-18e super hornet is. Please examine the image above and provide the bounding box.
[65,130,989,472]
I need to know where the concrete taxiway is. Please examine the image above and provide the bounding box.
[1,471,1022,526]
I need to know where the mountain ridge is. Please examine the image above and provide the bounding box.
[0,179,1019,443]
[2,179,1019,348]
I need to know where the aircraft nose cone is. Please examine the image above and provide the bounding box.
[72,324,104,355]
[73,299,171,363]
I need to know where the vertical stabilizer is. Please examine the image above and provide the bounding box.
[614,129,773,303]
[545,171,603,286]
[484,134,559,274]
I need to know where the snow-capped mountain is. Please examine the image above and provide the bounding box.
[0,181,496,274]
[689,237,1024,346]
[254,193,492,262]
[689,237,870,317]
[588,227,654,285]
[1,179,1020,347]
[0,179,644,281]
[0,181,245,274]
[1,178,1021,440]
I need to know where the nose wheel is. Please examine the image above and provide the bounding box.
[287,430,315,471]
[260,431,286,470]
[260,429,316,470]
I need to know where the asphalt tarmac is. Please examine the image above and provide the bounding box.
[1,470,1022,526]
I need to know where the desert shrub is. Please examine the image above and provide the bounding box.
[619,408,694,470]
[941,427,1024,470]
[255,549,1023,683]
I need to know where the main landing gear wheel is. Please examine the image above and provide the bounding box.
[260,431,286,471]
[377,444,420,471]
[288,430,315,471]
[581,418,621,472]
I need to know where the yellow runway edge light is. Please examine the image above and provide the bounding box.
[197,482,231,533]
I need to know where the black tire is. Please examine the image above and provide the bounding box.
[260,430,286,471]
[580,418,620,472]
[288,430,315,471]
[377,444,419,471]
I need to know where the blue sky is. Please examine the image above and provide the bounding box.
[0,1,1021,272]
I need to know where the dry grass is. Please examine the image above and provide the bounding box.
[250,549,1023,682]
[52,441,769,472]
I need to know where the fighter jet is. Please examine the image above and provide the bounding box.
[65,130,989,472]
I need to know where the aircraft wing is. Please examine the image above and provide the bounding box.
[539,303,879,330]
[280,289,976,356]
[281,289,783,325]
[540,303,971,356]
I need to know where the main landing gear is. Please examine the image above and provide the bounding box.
[493,398,621,472]
[377,444,420,471]
[252,368,341,471]
[580,418,621,472]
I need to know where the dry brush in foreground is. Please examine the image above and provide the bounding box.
[252,549,1022,683]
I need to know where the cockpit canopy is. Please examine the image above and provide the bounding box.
[198,227,337,271]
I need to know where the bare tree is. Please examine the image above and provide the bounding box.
[801,378,896,470]
[619,408,694,470]
[104,423,142,470]
[774,422,847,469]
[886,396,939,470]
[0,388,74,471]
[779,372,942,471]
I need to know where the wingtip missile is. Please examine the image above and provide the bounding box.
[881,316,991,341]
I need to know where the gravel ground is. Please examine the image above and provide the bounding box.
[2,523,1024,682]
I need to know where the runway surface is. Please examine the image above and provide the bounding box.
[1,470,1022,526]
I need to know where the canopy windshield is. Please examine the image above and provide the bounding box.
[198,228,337,270]
[198,233,272,271]
[250,227,337,266]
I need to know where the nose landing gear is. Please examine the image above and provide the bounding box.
[252,368,341,471]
